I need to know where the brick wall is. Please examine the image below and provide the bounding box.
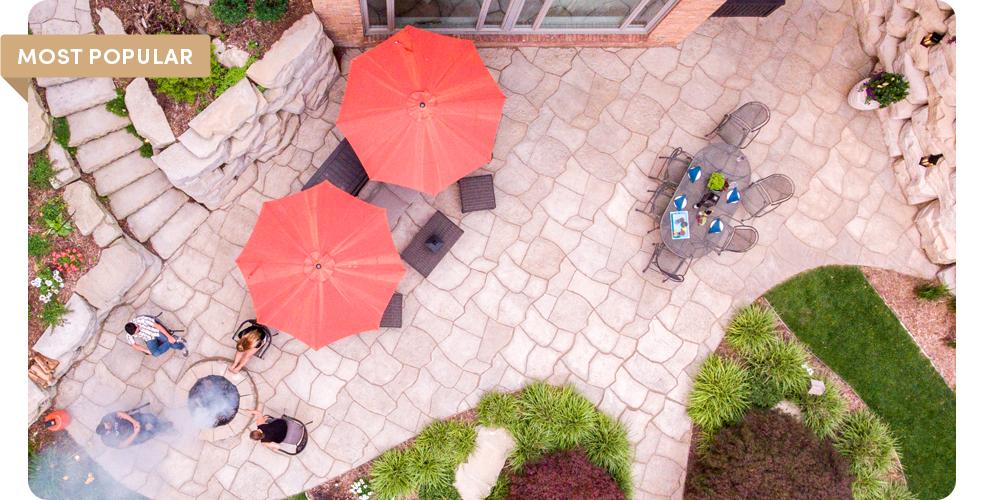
[313,0,727,48]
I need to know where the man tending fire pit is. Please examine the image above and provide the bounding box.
[176,358,256,441]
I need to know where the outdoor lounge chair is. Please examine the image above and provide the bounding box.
[275,415,311,456]
[646,242,691,282]
[379,293,403,329]
[301,138,369,196]
[707,102,770,149]
[401,211,464,278]
[740,174,794,220]
[231,319,277,359]
[458,174,496,213]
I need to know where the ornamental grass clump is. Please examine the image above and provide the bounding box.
[795,374,847,440]
[370,449,415,500]
[476,391,520,429]
[745,337,810,398]
[414,420,477,465]
[913,281,951,301]
[686,354,752,432]
[725,304,777,355]
[29,150,55,189]
[833,409,901,480]
[862,72,909,108]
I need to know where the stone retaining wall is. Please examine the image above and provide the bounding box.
[152,13,340,209]
[852,0,955,285]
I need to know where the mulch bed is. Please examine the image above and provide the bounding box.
[860,267,956,391]
[88,0,314,136]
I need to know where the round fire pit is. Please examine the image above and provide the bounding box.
[188,375,240,428]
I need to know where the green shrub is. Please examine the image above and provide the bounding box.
[52,117,71,149]
[795,374,847,440]
[415,420,477,465]
[551,385,598,449]
[913,281,951,301]
[582,413,633,494]
[686,354,751,432]
[880,479,918,500]
[153,69,213,104]
[507,423,546,473]
[39,198,72,237]
[139,142,154,158]
[254,0,288,22]
[833,409,900,480]
[417,468,461,500]
[747,375,783,410]
[211,0,249,24]
[947,295,955,314]
[851,467,889,500]
[215,58,254,97]
[477,391,519,429]
[370,449,416,500]
[41,299,71,327]
[862,72,909,108]
[407,447,453,491]
[745,337,810,398]
[29,150,56,189]
[105,87,128,117]
[485,473,510,500]
[726,304,777,355]
[28,234,51,258]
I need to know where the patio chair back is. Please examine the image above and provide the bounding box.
[654,147,693,183]
[301,139,370,196]
[232,320,277,359]
[741,174,794,219]
[716,225,759,254]
[708,102,770,149]
[276,415,310,456]
[646,243,691,282]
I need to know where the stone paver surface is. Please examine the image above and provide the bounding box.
[58,1,939,499]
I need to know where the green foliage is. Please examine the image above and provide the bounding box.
[913,281,951,301]
[52,116,71,149]
[29,150,55,189]
[125,124,138,136]
[583,413,633,494]
[170,0,181,13]
[484,473,509,500]
[407,447,454,491]
[211,0,249,24]
[255,0,288,22]
[880,479,919,500]
[745,337,810,399]
[39,197,72,237]
[476,391,519,429]
[370,449,416,500]
[551,385,599,449]
[726,304,777,356]
[29,445,73,500]
[693,428,716,458]
[707,171,725,191]
[795,374,847,440]
[415,420,477,465]
[851,467,889,500]
[747,375,783,410]
[105,87,128,117]
[215,56,256,97]
[946,295,955,314]
[686,354,751,432]
[862,72,910,108]
[153,46,255,107]
[41,299,71,327]
[28,234,51,258]
[417,467,461,500]
[834,409,901,479]
[766,265,956,499]
[139,142,154,158]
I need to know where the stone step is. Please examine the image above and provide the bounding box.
[36,77,78,88]
[44,77,117,118]
[150,203,210,260]
[92,152,159,196]
[76,129,143,173]
[127,189,190,242]
[66,104,131,147]
[108,170,172,219]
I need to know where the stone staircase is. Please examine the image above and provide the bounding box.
[39,77,209,259]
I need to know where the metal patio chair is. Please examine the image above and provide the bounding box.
[712,224,759,254]
[740,174,794,220]
[232,320,278,359]
[707,101,771,149]
[636,181,676,234]
[652,147,693,184]
[646,242,692,283]
[276,414,311,456]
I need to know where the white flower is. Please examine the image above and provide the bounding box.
[39,295,50,304]
[31,278,42,288]
[45,279,53,287]
[53,270,59,277]
[54,275,63,283]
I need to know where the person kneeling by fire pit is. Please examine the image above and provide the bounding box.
[124,315,189,357]
[244,406,288,451]
[96,410,174,448]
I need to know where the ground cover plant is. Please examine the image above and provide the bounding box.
[369,419,476,500]
[765,266,955,499]
[503,448,626,500]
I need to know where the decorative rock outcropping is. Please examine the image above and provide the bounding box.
[28,84,51,153]
[852,0,955,266]
[152,13,340,209]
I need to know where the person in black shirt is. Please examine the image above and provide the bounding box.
[95,410,173,448]
[244,406,288,451]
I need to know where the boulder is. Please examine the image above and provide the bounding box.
[29,380,54,425]
[74,236,162,313]
[153,141,229,187]
[247,13,329,89]
[898,121,924,172]
[62,181,120,237]
[125,78,176,148]
[892,53,928,105]
[915,198,955,264]
[875,32,902,71]
[880,117,905,157]
[187,78,263,140]
[48,141,79,189]
[912,0,949,32]
[926,78,956,164]
[884,1,915,38]
[937,265,955,295]
[927,30,955,107]
[216,46,252,69]
[893,157,936,205]
[96,7,125,35]
[28,84,51,154]
[32,294,99,379]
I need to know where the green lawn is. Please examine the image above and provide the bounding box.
[765,266,955,500]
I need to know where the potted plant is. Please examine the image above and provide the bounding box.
[707,172,727,192]
[848,72,910,110]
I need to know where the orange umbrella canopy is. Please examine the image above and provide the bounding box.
[235,182,406,350]
[337,26,507,196]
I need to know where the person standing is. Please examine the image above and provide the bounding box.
[124,315,188,357]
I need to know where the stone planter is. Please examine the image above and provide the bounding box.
[848,78,881,110]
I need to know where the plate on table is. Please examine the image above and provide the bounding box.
[670,211,690,240]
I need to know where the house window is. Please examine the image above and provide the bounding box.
[361,0,680,34]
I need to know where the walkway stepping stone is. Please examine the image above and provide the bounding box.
[107,170,172,219]
[44,77,117,117]
[127,189,190,242]
[92,151,159,196]
[66,105,131,147]
[150,203,210,259]
[35,77,77,87]
[76,129,143,173]
[454,426,516,500]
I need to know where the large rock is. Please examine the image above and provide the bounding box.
[150,202,210,259]
[32,294,99,379]
[96,7,125,35]
[893,53,928,105]
[914,183,956,264]
[247,13,330,89]
[937,265,955,295]
[927,24,955,107]
[29,380,54,425]
[75,236,162,313]
[153,141,229,186]
[454,426,516,500]
[125,78,175,148]
[188,78,264,140]
[44,78,117,117]
[48,141,79,189]
[28,84,51,153]
[62,181,122,240]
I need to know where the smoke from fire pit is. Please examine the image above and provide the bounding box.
[188,375,240,428]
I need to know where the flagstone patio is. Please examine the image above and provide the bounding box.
[55,1,939,499]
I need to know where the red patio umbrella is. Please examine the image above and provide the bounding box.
[337,25,507,196]
[235,182,406,349]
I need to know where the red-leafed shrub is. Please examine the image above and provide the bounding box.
[505,448,627,500]
[686,408,854,500]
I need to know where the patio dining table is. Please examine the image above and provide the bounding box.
[660,143,752,258]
